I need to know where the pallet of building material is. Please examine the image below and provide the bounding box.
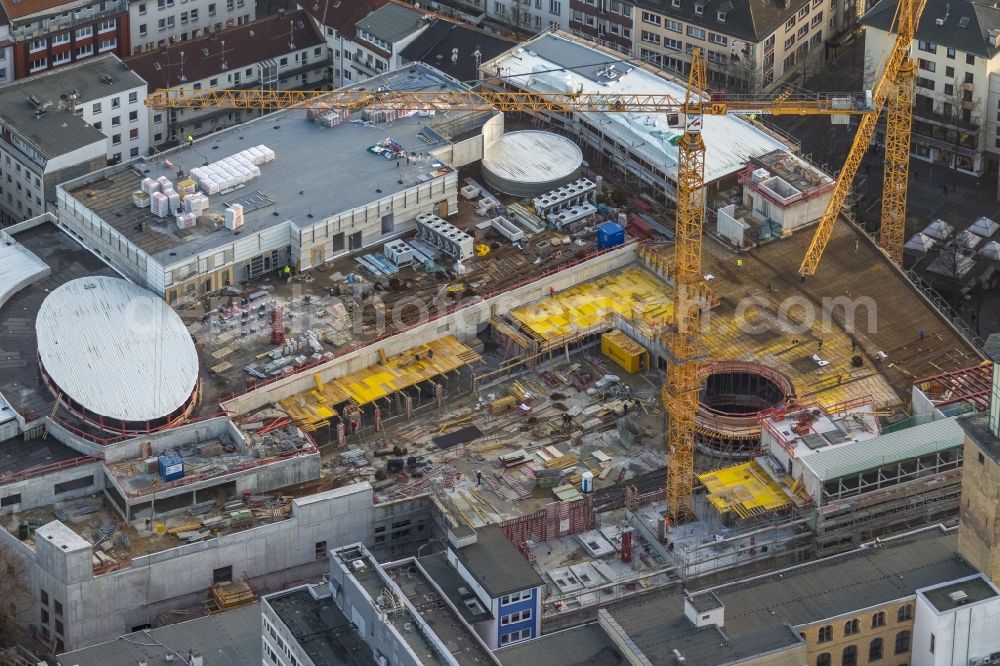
[501,473,532,500]
[167,522,203,536]
[508,381,529,401]
[545,455,579,469]
[499,450,529,467]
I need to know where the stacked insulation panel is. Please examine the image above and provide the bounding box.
[224,204,244,230]
[150,191,170,218]
[183,192,209,215]
[307,105,349,127]
[164,188,181,212]
[140,177,160,195]
[176,212,196,229]
[177,179,197,198]
[133,191,151,208]
[190,146,272,195]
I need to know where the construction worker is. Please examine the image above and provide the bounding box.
[282,265,292,281]
[736,258,744,269]
[186,134,194,147]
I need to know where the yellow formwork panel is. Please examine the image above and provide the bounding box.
[510,267,674,341]
[278,336,480,428]
[698,461,791,519]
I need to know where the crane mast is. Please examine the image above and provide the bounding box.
[663,49,708,525]
[798,0,926,275]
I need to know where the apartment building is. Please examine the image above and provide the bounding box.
[0,22,13,83]
[0,0,130,79]
[347,2,427,82]
[0,57,149,223]
[126,0,255,55]
[487,0,571,32]
[633,0,835,91]
[862,0,1000,177]
[299,0,388,87]
[126,10,327,146]
[567,0,634,54]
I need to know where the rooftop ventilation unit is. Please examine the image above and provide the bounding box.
[949,589,969,604]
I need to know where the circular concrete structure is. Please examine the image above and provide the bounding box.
[36,276,199,434]
[695,361,793,458]
[481,130,583,197]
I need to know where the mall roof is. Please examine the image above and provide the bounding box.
[482,33,789,185]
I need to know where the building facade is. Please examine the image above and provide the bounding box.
[299,0,388,87]
[347,2,428,82]
[862,0,1000,177]
[0,0,131,80]
[633,0,835,91]
[126,0,255,55]
[127,10,327,147]
[567,0,633,54]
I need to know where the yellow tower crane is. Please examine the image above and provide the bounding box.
[145,22,916,522]
[799,0,927,274]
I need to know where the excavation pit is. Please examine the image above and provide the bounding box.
[696,361,793,458]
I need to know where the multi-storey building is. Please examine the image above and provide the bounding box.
[126,0,255,55]
[299,0,388,87]
[0,0,130,79]
[633,0,836,91]
[862,0,1000,177]
[127,10,326,146]
[0,56,147,223]
[487,0,571,32]
[568,0,633,54]
[0,20,13,83]
[347,2,427,82]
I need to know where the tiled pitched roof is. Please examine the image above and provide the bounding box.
[126,10,324,89]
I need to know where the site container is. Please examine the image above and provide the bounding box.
[158,454,184,482]
[601,331,647,374]
[597,221,625,249]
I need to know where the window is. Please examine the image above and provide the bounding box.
[53,51,71,65]
[154,132,163,142]
[129,128,139,140]
[918,39,937,53]
[980,452,987,464]
[844,618,859,635]
[139,23,147,36]
[918,58,935,72]
[818,625,833,642]
[77,44,93,57]
[641,30,660,45]
[99,38,117,52]
[945,83,954,95]
[99,18,116,32]
[687,26,705,39]
[785,16,796,30]
[208,2,216,13]
[212,566,232,584]
[929,634,935,653]
[41,608,49,624]
[0,494,21,507]
[894,630,911,654]
[869,637,883,661]
[798,4,808,17]
[666,18,681,32]
[181,10,188,21]
[872,611,885,628]
[965,72,974,84]
[112,133,121,145]
[93,121,102,130]
[138,2,146,13]
[29,38,47,52]
[816,654,831,666]
[76,26,93,39]
[765,34,775,48]
[54,619,63,635]
[916,77,934,90]
[694,3,704,14]
[29,58,48,73]
[52,32,70,45]
[499,628,532,645]
[717,10,726,21]
[500,590,532,605]
[130,146,140,158]
[811,12,822,26]
[190,8,198,20]
[709,33,727,45]
[664,37,682,50]
[111,115,121,126]
[967,53,975,65]
[501,609,533,625]
[797,24,808,38]
[842,645,857,666]
[549,0,560,14]
[40,590,48,606]
[641,10,661,25]
[784,35,795,49]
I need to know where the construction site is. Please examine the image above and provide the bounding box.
[0,18,996,658]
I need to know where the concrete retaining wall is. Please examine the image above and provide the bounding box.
[0,461,104,516]
[222,242,639,415]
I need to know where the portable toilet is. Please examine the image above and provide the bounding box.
[597,221,625,249]
[581,470,594,494]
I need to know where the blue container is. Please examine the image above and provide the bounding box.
[597,221,625,249]
[158,454,185,482]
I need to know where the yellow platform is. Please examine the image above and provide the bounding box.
[698,461,791,519]
[279,336,480,427]
[510,267,673,341]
